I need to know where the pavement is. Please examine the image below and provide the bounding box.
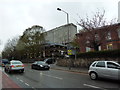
[50,64,88,74]
[0,68,21,89]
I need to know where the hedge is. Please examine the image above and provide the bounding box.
[71,49,120,58]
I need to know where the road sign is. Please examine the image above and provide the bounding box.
[68,50,72,55]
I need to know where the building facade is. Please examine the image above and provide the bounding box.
[45,23,77,45]
[118,1,120,23]
[76,23,120,53]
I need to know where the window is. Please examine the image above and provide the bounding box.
[95,33,99,41]
[106,32,111,40]
[107,62,119,69]
[98,46,101,51]
[107,44,113,50]
[96,62,105,67]
[86,47,91,52]
[118,29,120,38]
[12,61,22,64]
[92,62,96,67]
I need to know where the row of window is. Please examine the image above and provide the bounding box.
[84,29,120,43]
[92,61,120,69]
[86,43,113,52]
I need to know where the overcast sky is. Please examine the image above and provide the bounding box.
[0,0,119,51]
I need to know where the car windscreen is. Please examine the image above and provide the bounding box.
[2,59,9,63]
[11,61,22,64]
[37,61,45,64]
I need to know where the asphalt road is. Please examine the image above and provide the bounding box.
[1,64,120,89]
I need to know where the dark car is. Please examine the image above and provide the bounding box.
[44,58,55,64]
[0,59,9,67]
[31,61,50,70]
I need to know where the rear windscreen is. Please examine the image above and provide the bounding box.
[11,62,22,64]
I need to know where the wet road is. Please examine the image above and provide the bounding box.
[1,64,120,89]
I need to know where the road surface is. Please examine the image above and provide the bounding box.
[1,64,119,89]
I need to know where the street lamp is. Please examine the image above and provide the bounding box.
[57,8,70,44]
[57,8,69,24]
[57,8,71,70]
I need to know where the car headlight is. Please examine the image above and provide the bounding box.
[48,65,50,67]
[40,65,43,67]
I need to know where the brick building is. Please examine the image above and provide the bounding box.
[76,23,120,52]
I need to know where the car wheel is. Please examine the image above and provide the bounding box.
[4,68,7,72]
[21,70,24,73]
[19,70,24,73]
[47,68,50,70]
[8,69,11,74]
[90,72,97,80]
[31,66,33,69]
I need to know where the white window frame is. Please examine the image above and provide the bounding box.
[107,44,113,50]
[106,32,111,40]
[118,29,120,39]
[86,47,91,52]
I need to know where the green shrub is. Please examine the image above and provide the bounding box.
[76,49,120,58]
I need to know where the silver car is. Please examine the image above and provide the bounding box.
[88,61,120,80]
[5,60,24,73]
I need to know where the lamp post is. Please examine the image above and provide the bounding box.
[57,8,69,24]
[57,8,72,70]
[57,8,70,44]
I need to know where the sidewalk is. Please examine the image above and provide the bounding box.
[50,64,88,74]
[0,68,21,88]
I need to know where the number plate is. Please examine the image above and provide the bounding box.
[16,65,22,67]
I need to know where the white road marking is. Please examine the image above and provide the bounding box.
[32,87,37,90]
[0,67,2,71]
[20,80,24,82]
[4,72,9,77]
[83,84,107,90]
[40,73,63,80]
[16,77,19,80]
[25,83,30,86]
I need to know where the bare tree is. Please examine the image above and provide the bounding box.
[77,10,117,51]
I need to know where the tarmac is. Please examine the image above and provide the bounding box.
[50,64,88,74]
[1,63,88,89]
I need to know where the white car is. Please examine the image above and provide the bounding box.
[5,60,24,73]
[88,61,120,80]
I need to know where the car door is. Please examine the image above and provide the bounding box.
[32,62,37,68]
[95,61,107,77]
[106,62,120,80]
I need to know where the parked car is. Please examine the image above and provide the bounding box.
[0,59,9,67]
[31,61,50,70]
[44,58,55,64]
[4,60,24,73]
[88,61,120,80]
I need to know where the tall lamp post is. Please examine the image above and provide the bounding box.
[57,8,72,70]
[57,8,69,24]
[57,8,69,44]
